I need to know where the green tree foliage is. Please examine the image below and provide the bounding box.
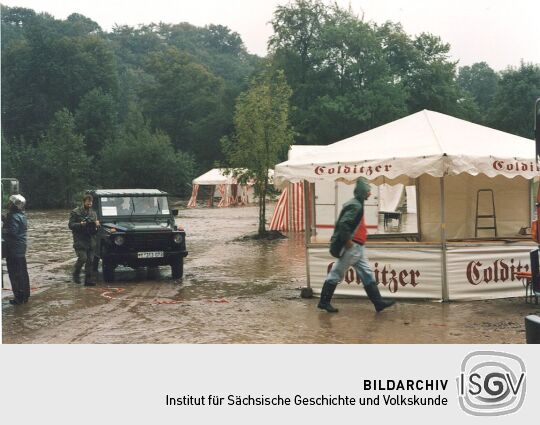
[39,109,92,207]
[222,69,293,236]
[457,62,499,114]
[2,109,92,208]
[0,5,36,47]
[1,7,118,142]
[99,105,195,195]
[140,48,229,167]
[75,88,118,157]
[489,63,540,138]
[2,3,539,209]
[403,33,461,114]
[269,1,410,144]
[108,22,260,98]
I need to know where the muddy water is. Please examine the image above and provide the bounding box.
[2,206,537,343]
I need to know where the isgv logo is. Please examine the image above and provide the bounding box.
[457,351,526,416]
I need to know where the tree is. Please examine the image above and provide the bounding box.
[15,109,92,208]
[403,33,461,114]
[99,105,194,195]
[63,13,101,37]
[0,5,36,48]
[222,69,293,236]
[1,13,118,142]
[269,1,408,145]
[41,109,92,206]
[269,0,328,143]
[75,88,118,157]
[304,6,407,142]
[140,47,229,167]
[489,63,540,138]
[457,62,499,113]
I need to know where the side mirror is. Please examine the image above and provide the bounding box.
[172,209,179,216]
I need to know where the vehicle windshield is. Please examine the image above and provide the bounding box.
[99,196,170,217]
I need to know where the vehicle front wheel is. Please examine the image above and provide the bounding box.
[102,259,116,283]
[171,257,184,279]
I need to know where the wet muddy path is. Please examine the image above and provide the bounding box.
[2,206,538,343]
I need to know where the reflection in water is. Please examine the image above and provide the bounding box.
[2,206,533,344]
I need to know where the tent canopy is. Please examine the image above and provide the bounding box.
[275,110,537,186]
[192,168,274,186]
[192,168,241,186]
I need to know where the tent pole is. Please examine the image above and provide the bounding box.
[208,185,214,207]
[303,180,311,288]
[440,176,449,301]
[287,182,292,231]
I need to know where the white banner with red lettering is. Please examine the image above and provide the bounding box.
[276,156,539,186]
[308,245,443,299]
[446,244,532,300]
[308,244,534,300]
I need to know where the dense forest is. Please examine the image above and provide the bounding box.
[2,0,540,208]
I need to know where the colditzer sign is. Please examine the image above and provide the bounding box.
[457,351,526,416]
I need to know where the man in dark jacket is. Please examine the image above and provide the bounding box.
[319,177,395,313]
[69,194,100,285]
[2,194,30,305]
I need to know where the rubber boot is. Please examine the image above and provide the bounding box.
[317,281,339,313]
[84,270,96,286]
[72,267,81,284]
[364,283,395,312]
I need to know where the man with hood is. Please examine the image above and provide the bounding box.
[318,177,395,313]
[69,194,100,285]
[2,194,31,305]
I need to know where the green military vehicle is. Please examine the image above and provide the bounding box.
[88,189,187,282]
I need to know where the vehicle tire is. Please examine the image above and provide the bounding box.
[171,257,183,279]
[102,259,116,283]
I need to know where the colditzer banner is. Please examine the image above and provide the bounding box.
[457,351,526,416]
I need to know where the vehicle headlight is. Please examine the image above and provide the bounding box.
[114,235,125,246]
[173,233,183,244]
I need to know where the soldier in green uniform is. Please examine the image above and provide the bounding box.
[69,194,100,285]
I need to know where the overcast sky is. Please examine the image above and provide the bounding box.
[2,0,539,70]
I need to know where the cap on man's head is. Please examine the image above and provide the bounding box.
[83,194,93,202]
[9,194,26,209]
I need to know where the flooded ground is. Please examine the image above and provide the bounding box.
[2,205,538,344]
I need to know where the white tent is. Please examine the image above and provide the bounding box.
[188,168,254,207]
[192,168,238,186]
[188,168,275,208]
[275,110,538,300]
[275,110,536,185]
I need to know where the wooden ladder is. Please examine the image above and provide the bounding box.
[475,189,497,237]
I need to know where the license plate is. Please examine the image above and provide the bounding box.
[137,251,164,259]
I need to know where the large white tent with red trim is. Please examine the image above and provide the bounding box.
[274,110,539,300]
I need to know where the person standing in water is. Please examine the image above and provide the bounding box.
[318,177,396,313]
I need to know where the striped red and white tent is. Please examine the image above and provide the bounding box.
[269,181,306,232]
[269,146,323,232]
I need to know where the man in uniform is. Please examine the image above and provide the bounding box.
[2,194,31,305]
[69,194,100,285]
[318,178,396,313]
